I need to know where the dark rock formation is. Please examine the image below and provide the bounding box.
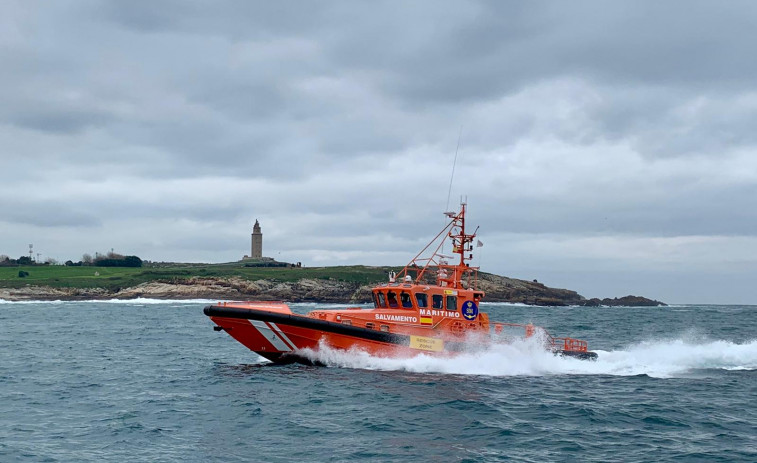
[579,295,667,307]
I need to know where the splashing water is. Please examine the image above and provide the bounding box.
[299,336,757,378]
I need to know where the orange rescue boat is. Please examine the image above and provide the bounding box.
[204,203,598,363]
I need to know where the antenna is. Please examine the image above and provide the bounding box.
[445,126,463,213]
[29,244,33,261]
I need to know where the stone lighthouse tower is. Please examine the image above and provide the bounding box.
[251,219,263,259]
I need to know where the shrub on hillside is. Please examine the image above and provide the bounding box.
[94,255,143,267]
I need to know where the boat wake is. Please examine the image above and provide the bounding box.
[299,337,757,378]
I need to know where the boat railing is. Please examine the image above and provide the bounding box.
[548,337,589,353]
[491,322,589,353]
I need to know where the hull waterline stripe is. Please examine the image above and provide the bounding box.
[249,320,292,352]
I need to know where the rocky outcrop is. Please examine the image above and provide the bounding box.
[0,277,365,303]
[99,277,364,303]
[0,286,112,301]
[579,295,667,307]
[0,275,664,306]
[475,273,585,306]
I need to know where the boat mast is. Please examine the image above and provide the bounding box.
[444,201,478,289]
[398,201,479,290]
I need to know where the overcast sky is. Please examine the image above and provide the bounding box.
[2,1,756,304]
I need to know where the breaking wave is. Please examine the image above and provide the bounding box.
[299,337,757,379]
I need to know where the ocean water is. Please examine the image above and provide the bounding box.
[0,300,755,462]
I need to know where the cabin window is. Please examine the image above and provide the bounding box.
[341,319,352,326]
[415,293,428,308]
[377,292,387,308]
[446,295,458,311]
[372,293,379,308]
[432,294,443,309]
[400,292,413,308]
[387,291,399,308]
[380,325,390,332]
[365,322,375,330]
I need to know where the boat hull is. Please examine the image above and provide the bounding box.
[204,304,597,363]
[556,350,598,361]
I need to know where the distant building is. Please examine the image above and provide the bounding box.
[251,219,263,259]
[241,219,301,267]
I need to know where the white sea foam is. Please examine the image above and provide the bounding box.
[300,337,757,379]
[0,297,218,304]
[479,302,533,307]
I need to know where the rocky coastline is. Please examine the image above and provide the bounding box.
[0,274,665,306]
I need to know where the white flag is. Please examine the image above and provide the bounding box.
[476,239,483,247]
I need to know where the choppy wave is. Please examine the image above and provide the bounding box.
[300,337,757,379]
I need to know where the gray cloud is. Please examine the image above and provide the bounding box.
[0,199,102,228]
[1,1,756,302]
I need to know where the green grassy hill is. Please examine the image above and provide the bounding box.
[0,263,399,291]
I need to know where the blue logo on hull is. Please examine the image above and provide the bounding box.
[462,301,478,320]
